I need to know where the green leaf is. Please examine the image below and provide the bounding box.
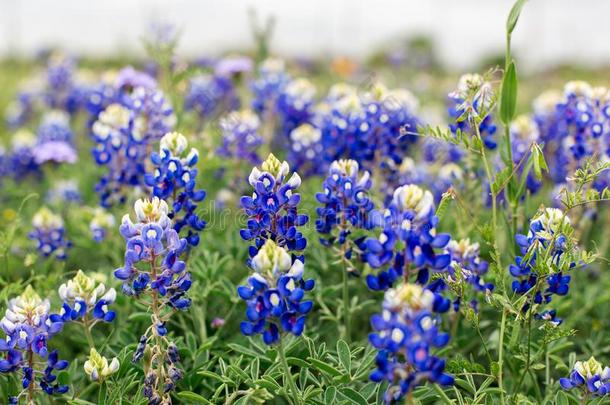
[554,390,570,405]
[177,391,212,404]
[499,61,518,125]
[307,357,343,377]
[336,339,351,374]
[532,143,549,180]
[324,386,337,404]
[507,0,528,35]
[338,387,368,405]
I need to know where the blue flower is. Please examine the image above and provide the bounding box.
[144,132,206,247]
[240,154,308,259]
[238,240,314,345]
[508,208,575,322]
[316,159,381,257]
[560,357,610,397]
[90,75,175,207]
[218,110,263,164]
[0,287,68,401]
[29,207,71,260]
[369,283,453,403]
[364,184,451,291]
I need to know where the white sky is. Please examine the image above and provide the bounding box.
[1,0,609,71]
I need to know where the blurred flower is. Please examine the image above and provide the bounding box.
[90,208,115,242]
[29,207,71,260]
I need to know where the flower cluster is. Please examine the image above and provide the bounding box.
[288,123,324,175]
[218,109,263,165]
[509,208,575,325]
[91,71,176,207]
[250,58,290,117]
[0,286,69,402]
[89,208,116,242]
[237,239,314,344]
[240,154,308,258]
[114,197,190,402]
[509,114,542,195]
[316,159,379,250]
[145,132,206,246]
[369,283,453,403]
[560,357,610,397]
[29,207,71,260]
[7,129,41,180]
[47,180,82,205]
[83,348,120,382]
[276,78,317,140]
[534,81,610,191]
[364,184,451,292]
[32,110,77,165]
[184,73,240,123]
[55,270,116,324]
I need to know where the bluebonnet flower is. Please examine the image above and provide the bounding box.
[91,83,176,206]
[114,197,190,402]
[184,74,240,124]
[0,286,68,401]
[240,154,308,259]
[145,132,206,246]
[218,110,263,165]
[316,159,379,249]
[83,348,120,382]
[535,82,610,191]
[288,123,324,176]
[89,208,116,242]
[364,184,451,292]
[114,197,190,308]
[369,283,453,403]
[54,270,117,323]
[276,78,317,140]
[509,208,576,323]
[560,357,610,397]
[448,73,497,150]
[29,207,71,260]
[32,111,77,165]
[237,239,314,345]
[8,129,40,180]
[250,58,290,116]
[46,180,82,205]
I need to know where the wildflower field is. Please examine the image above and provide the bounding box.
[0,2,610,404]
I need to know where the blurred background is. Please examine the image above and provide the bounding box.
[2,0,610,72]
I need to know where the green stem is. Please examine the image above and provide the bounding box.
[498,309,507,405]
[83,317,95,349]
[277,338,300,405]
[342,261,351,341]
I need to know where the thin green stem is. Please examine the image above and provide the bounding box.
[342,261,351,341]
[277,338,300,405]
[498,309,507,405]
[83,317,96,349]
